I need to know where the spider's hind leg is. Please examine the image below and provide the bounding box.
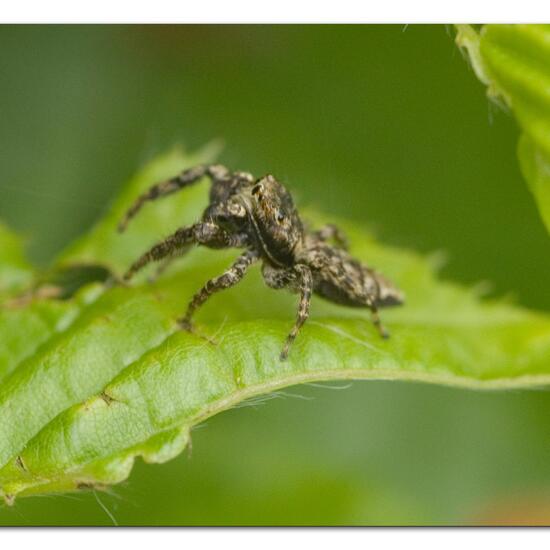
[312,223,349,250]
[368,301,390,339]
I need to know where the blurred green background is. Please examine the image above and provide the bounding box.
[1,24,550,526]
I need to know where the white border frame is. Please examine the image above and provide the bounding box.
[2,0,550,24]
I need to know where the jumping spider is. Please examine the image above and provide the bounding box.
[118,164,404,360]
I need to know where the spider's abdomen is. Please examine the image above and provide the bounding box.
[301,244,404,308]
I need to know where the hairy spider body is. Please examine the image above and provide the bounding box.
[119,164,404,360]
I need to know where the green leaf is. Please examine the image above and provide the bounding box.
[2,147,550,504]
[456,24,550,235]
[0,222,34,301]
[56,141,223,274]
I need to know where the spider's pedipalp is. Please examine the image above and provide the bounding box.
[311,223,349,250]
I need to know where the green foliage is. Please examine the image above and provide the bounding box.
[457,24,550,235]
[0,222,34,301]
[1,146,550,504]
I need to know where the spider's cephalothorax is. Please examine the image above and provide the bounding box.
[118,164,404,360]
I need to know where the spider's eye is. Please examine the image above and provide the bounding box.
[276,212,285,223]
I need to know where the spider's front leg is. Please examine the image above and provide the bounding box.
[178,249,260,331]
[122,222,246,281]
[118,164,230,232]
[280,264,313,361]
[147,245,192,283]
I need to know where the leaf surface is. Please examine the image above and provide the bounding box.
[0,222,34,301]
[1,147,550,503]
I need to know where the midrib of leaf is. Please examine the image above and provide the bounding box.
[1,147,550,503]
[2,311,550,501]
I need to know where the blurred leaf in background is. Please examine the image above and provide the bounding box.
[1,25,550,525]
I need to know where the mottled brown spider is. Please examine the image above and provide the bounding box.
[118,164,404,360]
